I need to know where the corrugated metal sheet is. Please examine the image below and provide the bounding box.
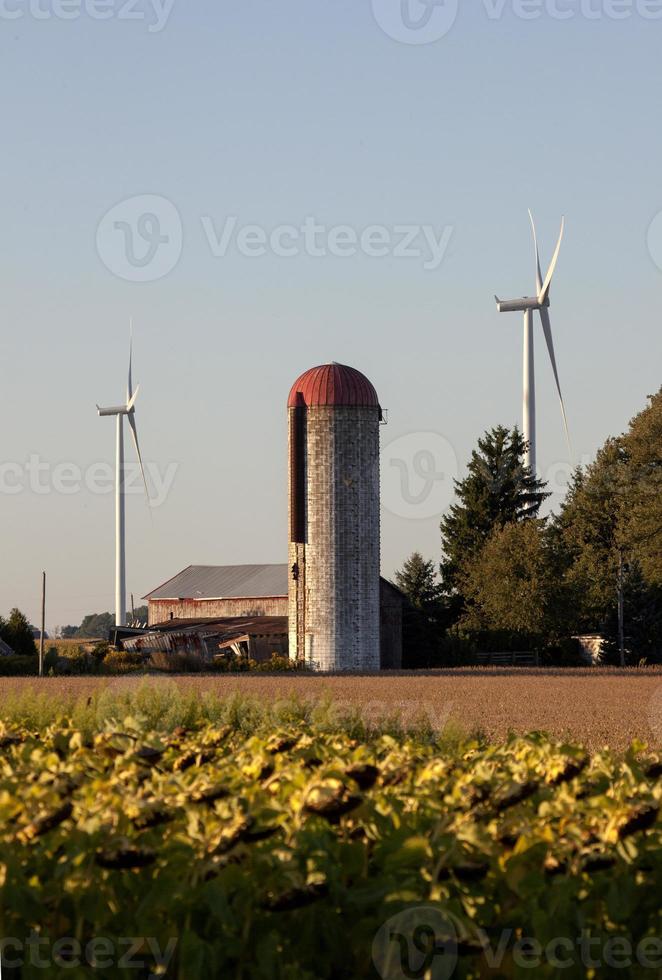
[122,616,289,657]
[143,564,289,601]
[287,363,380,409]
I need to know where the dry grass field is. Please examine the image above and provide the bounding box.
[3,668,662,751]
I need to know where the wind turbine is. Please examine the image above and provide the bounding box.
[97,332,150,627]
[495,211,571,475]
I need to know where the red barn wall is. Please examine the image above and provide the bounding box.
[148,596,288,626]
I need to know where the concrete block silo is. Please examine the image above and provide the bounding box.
[287,362,381,672]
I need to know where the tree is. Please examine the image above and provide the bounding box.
[131,605,148,625]
[393,553,445,668]
[394,553,442,610]
[1,608,37,656]
[550,390,662,662]
[77,612,115,639]
[440,426,549,598]
[460,521,562,644]
[549,439,628,633]
[623,387,662,585]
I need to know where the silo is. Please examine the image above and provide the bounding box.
[287,362,381,672]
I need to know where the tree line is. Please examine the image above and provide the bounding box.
[395,386,662,667]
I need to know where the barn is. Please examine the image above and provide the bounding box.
[143,563,403,669]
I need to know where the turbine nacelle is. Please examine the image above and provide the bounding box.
[97,405,134,417]
[97,383,140,417]
[495,296,549,314]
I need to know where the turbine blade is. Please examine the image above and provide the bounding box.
[127,383,140,412]
[528,209,543,295]
[127,324,133,402]
[539,306,572,459]
[539,216,565,305]
[128,411,150,500]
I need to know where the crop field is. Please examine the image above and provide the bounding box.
[2,667,662,751]
[1,703,661,979]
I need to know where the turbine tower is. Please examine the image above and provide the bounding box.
[495,211,571,475]
[97,333,149,627]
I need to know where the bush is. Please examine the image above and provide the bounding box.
[60,647,104,675]
[251,654,307,673]
[435,634,478,666]
[103,651,146,675]
[211,651,253,673]
[0,655,38,676]
[43,647,60,673]
[148,649,208,673]
[88,641,112,664]
[541,637,586,667]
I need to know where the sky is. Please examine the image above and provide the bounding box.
[1,0,662,629]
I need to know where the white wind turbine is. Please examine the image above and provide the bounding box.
[97,331,150,627]
[495,211,571,475]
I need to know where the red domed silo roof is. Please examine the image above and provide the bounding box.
[288,363,380,409]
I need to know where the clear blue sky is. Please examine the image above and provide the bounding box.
[2,0,661,628]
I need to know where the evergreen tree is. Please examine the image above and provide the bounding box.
[393,553,444,668]
[440,426,549,597]
[2,608,37,657]
[394,553,442,610]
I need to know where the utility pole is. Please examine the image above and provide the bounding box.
[131,592,135,624]
[39,571,46,678]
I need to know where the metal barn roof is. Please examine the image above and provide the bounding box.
[144,564,289,601]
[0,637,15,657]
